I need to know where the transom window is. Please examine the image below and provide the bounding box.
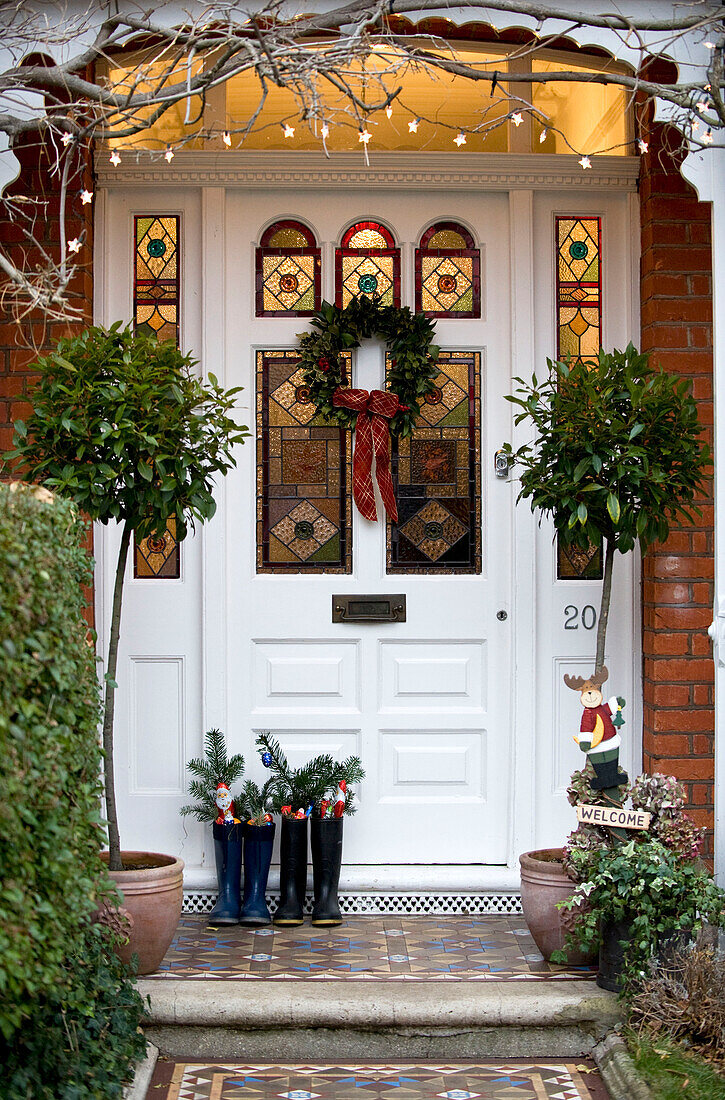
[336,221,401,308]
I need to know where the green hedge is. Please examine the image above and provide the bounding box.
[0,483,146,1097]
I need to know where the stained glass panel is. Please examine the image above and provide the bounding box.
[256,220,321,317]
[336,221,400,308]
[556,215,604,578]
[134,215,179,343]
[387,351,481,574]
[416,222,480,318]
[257,350,352,573]
[556,216,601,364]
[134,517,181,579]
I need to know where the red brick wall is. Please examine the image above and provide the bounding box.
[0,133,95,624]
[639,119,715,858]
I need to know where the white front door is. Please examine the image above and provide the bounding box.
[226,189,513,868]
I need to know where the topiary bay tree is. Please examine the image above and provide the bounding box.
[5,323,250,870]
[503,343,710,673]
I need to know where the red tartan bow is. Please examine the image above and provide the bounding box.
[332,387,400,522]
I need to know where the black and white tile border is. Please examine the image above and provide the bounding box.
[182,891,523,915]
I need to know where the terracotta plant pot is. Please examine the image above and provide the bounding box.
[102,850,184,975]
[519,847,596,966]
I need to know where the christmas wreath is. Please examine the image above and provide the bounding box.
[298,297,440,522]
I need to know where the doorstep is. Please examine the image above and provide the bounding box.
[139,916,620,1060]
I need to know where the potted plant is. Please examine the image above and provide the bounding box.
[255,732,336,927]
[181,729,246,925]
[556,773,724,991]
[237,778,276,926]
[6,324,249,972]
[504,344,710,964]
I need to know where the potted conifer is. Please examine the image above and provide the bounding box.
[6,324,249,972]
[504,344,710,967]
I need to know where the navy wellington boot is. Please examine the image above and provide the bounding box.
[239,822,276,926]
[311,817,343,926]
[208,822,243,925]
[274,816,308,926]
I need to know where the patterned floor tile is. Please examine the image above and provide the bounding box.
[150,1062,608,1100]
[148,916,595,981]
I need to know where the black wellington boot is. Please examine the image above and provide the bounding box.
[310,816,343,927]
[591,759,628,791]
[208,822,243,925]
[240,822,276,926]
[275,816,308,926]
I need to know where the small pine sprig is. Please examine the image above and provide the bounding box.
[239,778,276,825]
[180,728,245,823]
[256,732,332,812]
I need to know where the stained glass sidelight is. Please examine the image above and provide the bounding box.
[556,216,601,364]
[415,222,481,317]
[387,351,481,573]
[257,350,352,573]
[134,215,180,343]
[133,214,181,577]
[335,221,400,308]
[256,220,321,316]
[556,215,604,580]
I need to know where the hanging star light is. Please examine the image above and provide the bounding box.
[165,147,175,162]
[539,129,548,143]
[454,132,467,146]
[579,155,592,169]
[283,124,295,138]
[109,150,121,166]
[80,189,93,205]
[222,131,232,146]
[61,132,72,147]
[321,123,329,139]
[638,139,649,153]
[67,238,81,253]
[511,112,523,127]
[359,128,372,144]
[693,119,701,131]
[697,101,708,113]
[385,104,393,119]
[703,129,714,144]
[408,118,420,133]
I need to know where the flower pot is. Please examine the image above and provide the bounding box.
[519,847,597,966]
[102,850,184,975]
[597,916,634,991]
[311,816,343,926]
[240,822,276,925]
[275,815,308,926]
[208,822,243,925]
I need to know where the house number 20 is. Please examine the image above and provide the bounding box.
[564,604,597,630]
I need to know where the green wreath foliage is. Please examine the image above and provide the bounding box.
[299,296,440,438]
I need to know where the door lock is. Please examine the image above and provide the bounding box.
[494,449,511,479]
[497,610,508,621]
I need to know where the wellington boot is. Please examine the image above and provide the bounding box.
[310,817,343,926]
[240,822,276,926]
[208,822,243,925]
[591,759,628,791]
[275,816,308,926]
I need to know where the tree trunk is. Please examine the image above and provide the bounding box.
[103,520,132,872]
[595,538,616,674]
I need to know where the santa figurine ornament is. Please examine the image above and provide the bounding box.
[564,666,627,792]
[215,781,240,825]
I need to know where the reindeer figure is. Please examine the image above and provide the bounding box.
[563,666,628,792]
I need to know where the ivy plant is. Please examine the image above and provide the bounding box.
[5,324,250,870]
[503,344,709,669]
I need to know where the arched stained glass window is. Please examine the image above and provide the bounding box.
[415,221,480,317]
[335,221,400,308]
[256,219,321,316]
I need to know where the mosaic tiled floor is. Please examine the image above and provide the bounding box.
[150,1062,609,1100]
[149,916,595,981]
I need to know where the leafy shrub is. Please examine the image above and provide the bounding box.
[0,483,145,1093]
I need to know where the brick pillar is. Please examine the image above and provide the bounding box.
[0,134,95,624]
[639,120,715,857]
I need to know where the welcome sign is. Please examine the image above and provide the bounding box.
[576,804,651,830]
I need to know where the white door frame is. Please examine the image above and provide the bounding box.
[95,150,640,893]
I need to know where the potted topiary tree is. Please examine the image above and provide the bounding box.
[504,343,710,967]
[5,323,249,972]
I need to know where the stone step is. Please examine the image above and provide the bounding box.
[140,978,621,1060]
